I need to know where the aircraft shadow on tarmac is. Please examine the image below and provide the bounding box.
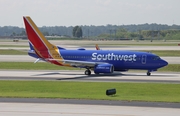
[57,73,126,80]
[32,72,61,76]
[32,72,125,80]
[31,71,178,81]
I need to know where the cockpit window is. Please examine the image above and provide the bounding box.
[153,56,160,60]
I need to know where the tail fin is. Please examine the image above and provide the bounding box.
[24,16,64,65]
[23,16,55,51]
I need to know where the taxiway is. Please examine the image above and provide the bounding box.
[0,102,179,116]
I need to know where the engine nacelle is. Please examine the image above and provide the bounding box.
[94,64,114,74]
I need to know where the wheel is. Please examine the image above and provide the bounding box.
[147,72,151,76]
[85,69,91,75]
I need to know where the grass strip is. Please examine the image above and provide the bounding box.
[0,81,179,102]
[142,50,180,57]
[0,45,28,47]
[0,62,78,70]
[0,49,27,55]
[0,62,178,72]
[95,43,178,46]
[158,64,180,72]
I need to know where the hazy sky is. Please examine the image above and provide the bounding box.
[0,0,180,27]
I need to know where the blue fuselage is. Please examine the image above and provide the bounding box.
[59,50,168,71]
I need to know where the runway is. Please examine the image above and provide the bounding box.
[0,70,180,83]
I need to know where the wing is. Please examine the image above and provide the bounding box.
[48,59,107,68]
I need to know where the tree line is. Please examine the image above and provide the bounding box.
[0,23,180,40]
[98,29,180,40]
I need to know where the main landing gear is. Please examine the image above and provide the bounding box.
[85,69,91,75]
[147,72,151,76]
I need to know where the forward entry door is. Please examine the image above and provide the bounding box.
[142,55,147,64]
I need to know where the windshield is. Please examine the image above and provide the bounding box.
[153,56,160,60]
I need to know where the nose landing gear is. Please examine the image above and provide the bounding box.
[147,69,156,76]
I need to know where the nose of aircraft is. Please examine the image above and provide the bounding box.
[161,59,168,67]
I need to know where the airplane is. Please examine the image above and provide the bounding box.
[24,16,168,76]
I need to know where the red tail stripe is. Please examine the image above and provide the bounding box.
[24,17,48,51]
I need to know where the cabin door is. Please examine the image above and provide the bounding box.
[142,55,147,64]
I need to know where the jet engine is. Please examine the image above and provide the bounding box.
[94,64,114,74]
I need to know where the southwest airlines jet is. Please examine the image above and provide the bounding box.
[24,16,168,76]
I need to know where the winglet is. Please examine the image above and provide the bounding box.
[95,44,100,50]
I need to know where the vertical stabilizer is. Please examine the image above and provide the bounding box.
[23,16,55,51]
[24,16,65,65]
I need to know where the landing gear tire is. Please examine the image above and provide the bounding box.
[85,69,91,75]
[147,72,151,76]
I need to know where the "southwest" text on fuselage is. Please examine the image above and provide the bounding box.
[92,53,137,61]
